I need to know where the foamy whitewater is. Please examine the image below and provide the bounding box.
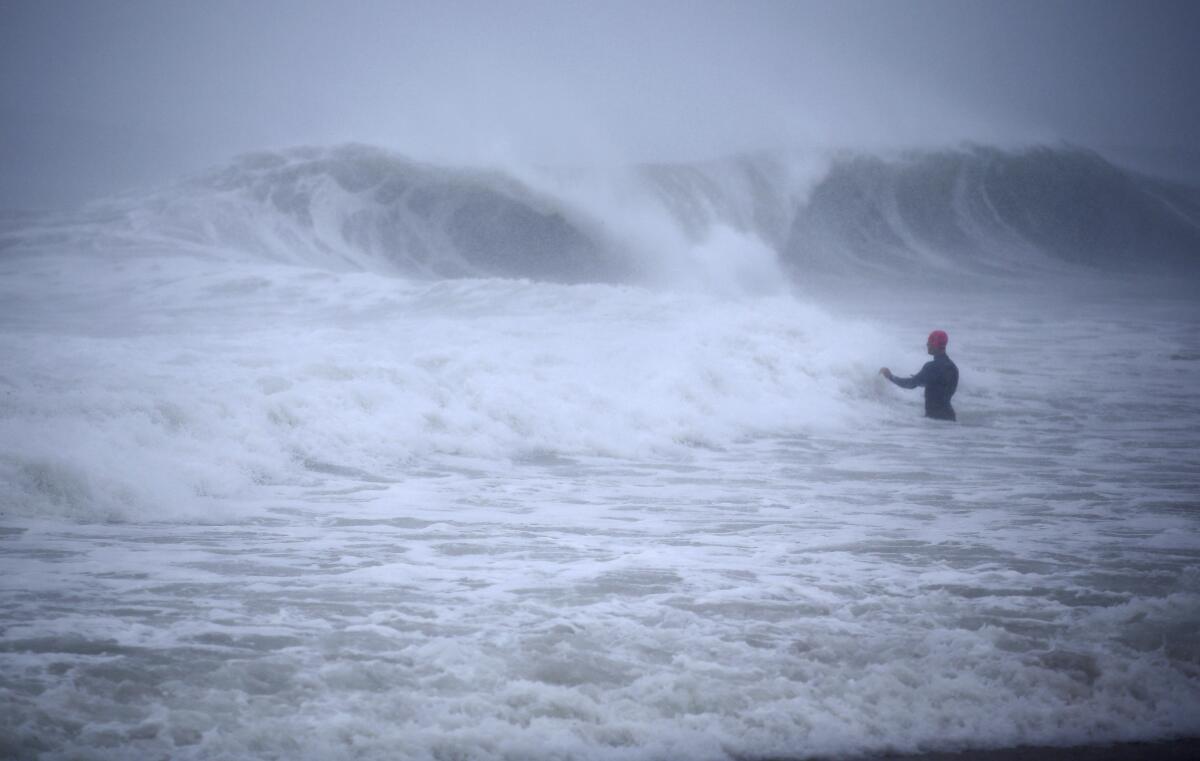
[1,145,1198,760]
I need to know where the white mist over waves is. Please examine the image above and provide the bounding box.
[500,148,830,292]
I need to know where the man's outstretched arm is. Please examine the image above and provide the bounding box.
[879,364,928,389]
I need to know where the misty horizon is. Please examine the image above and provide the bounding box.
[4,0,1200,208]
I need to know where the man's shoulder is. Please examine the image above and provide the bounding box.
[929,355,957,377]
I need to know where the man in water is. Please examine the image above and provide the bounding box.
[880,330,959,421]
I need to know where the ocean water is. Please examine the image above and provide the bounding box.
[1,146,1199,760]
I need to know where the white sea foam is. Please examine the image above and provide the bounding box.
[0,244,890,523]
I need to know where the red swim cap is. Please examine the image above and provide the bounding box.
[927,330,949,350]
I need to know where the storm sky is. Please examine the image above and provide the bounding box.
[2,0,1199,207]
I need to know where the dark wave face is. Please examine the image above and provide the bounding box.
[181,145,623,283]
[785,146,1200,276]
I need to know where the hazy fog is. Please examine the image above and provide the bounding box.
[3,0,1199,208]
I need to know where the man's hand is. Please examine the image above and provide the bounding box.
[879,367,892,379]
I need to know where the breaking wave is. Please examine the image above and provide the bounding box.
[4,143,1199,285]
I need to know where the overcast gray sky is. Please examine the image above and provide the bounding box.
[3,0,1199,207]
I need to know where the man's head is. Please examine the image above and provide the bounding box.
[927,329,949,354]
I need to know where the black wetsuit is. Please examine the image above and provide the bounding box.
[888,352,958,421]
